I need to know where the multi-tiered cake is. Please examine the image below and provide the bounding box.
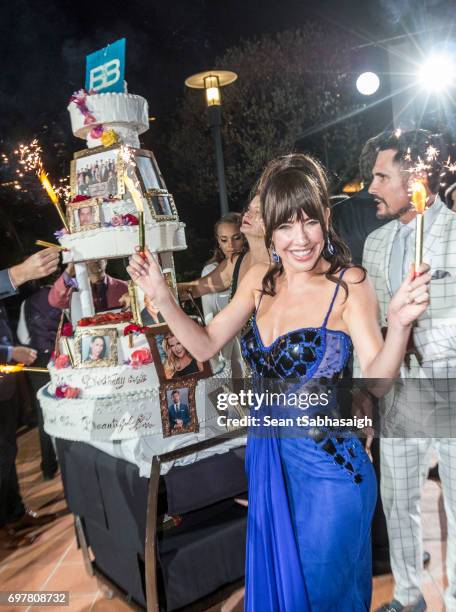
[38,89,231,450]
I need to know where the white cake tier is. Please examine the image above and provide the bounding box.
[48,361,159,399]
[39,361,233,444]
[60,222,187,263]
[68,93,149,149]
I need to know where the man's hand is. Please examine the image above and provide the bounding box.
[118,292,131,309]
[9,249,60,287]
[12,346,37,366]
[65,262,76,277]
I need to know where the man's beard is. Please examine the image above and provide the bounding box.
[375,200,413,220]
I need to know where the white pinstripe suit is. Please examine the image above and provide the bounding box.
[363,199,456,609]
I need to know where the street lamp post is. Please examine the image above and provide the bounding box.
[185,70,238,217]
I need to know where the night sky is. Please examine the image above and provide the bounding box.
[1,0,451,142]
[0,0,453,272]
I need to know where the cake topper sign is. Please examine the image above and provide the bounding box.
[85,38,126,94]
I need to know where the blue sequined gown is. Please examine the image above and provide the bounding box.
[240,272,377,611]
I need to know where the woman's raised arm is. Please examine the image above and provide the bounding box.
[177,254,239,300]
[128,248,265,361]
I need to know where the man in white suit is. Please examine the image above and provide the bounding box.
[362,129,456,612]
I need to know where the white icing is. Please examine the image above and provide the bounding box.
[48,361,158,399]
[60,222,187,263]
[68,93,149,148]
[40,361,236,448]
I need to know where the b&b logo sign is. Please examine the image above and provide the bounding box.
[85,38,126,93]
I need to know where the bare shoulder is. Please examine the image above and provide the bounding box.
[343,267,378,308]
[342,266,367,285]
[236,262,269,295]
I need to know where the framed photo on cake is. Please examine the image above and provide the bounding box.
[159,380,198,437]
[71,145,123,199]
[145,189,178,222]
[100,199,138,227]
[134,286,166,327]
[74,328,118,368]
[67,198,101,232]
[134,149,167,192]
[145,324,212,382]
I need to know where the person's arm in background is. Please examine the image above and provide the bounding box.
[48,264,77,309]
[0,343,37,365]
[178,255,239,301]
[1,248,59,300]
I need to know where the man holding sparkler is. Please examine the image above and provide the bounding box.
[363,129,456,612]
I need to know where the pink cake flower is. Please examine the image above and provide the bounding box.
[54,354,70,369]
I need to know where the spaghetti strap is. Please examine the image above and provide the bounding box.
[322,269,347,329]
[255,290,265,315]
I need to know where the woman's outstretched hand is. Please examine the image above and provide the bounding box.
[127,247,169,304]
[387,263,431,328]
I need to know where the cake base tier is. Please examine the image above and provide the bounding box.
[60,222,186,262]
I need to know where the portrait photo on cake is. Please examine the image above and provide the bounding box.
[75,328,118,368]
[159,381,198,437]
[68,199,101,231]
[146,324,212,382]
[146,189,178,220]
[71,146,121,198]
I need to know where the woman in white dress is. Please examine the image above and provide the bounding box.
[200,213,246,376]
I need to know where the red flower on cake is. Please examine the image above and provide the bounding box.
[61,323,73,337]
[54,354,70,369]
[130,348,153,366]
[122,213,139,226]
[78,311,133,327]
[55,384,81,399]
[64,387,81,399]
[123,324,145,335]
[70,195,90,204]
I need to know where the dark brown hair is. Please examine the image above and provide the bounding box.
[206,212,247,265]
[377,129,445,194]
[259,153,364,296]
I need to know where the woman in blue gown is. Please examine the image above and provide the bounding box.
[127,153,431,611]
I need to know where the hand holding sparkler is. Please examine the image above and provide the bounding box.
[9,248,60,288]
[388,262,431,329]
[11,346,37,366]
[127,247,167,305]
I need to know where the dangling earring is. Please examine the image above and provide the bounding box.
[271,243,281,263]
[326,237,335,257]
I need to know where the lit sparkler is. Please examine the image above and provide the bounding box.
[0,364,48,374]
[124,173,146,257]
[411,180,427,275]
[16,140,69,231]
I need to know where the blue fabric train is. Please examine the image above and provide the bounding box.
[240,269,377,611]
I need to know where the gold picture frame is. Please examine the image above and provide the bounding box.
[74,328,118,368]
[67,198,101,232]
[70,144,125,199]
[159,379,199,438]
[145,189,178,222]
[145,324,212,383]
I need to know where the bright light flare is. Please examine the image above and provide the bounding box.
[356,72,380,96]
[418,54,456,91]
